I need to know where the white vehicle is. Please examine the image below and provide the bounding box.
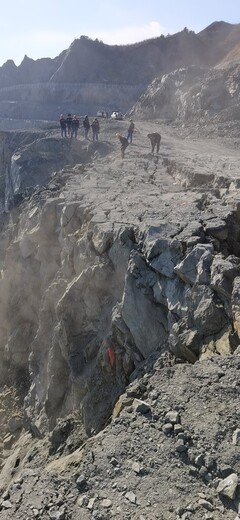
[110,111,124,120]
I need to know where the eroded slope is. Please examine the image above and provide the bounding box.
[0,120,240,518]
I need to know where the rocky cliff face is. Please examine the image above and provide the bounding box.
[130,63,240,139]
[0,121,240,428]
[0,120,240,518]
[0,82,145,121]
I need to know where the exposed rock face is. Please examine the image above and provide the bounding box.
[0,82,145,120]
[0,119,240,519]
[0,120,240,429]
[130,63,240,139]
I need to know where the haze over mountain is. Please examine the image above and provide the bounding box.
[1,21,240,87]
[0,21,240,122]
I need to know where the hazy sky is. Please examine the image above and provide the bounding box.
[0,0,239,66]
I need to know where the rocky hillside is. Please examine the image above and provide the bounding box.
[0,119,240,518]
[1,22,240,87]
[130,63,240,139]
[0,22,240,122]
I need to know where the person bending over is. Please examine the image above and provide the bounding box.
[147,132,161,153]
[116,133,129,158]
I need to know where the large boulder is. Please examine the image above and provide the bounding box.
[122,253,168,358]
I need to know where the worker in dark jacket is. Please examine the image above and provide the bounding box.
[83,115,90,139]
[71,115,80,138]
[116,133,129,158]
[59,114,67,137]
[127,120,135,143]
[147,132,161,153]
[66,113,72,137]
[91,118,100,141]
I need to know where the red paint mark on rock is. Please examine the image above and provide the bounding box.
[107,347,115,367]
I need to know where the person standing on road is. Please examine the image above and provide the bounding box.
[59,114,67,137]
[91,118,100,141]
[71,115,80,138]
[127,119,135,143]
[83,115,90,139]
[116,133,129,158]
[66,113,72,137]
[147,132,161,153]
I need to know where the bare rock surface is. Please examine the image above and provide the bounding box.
[130,63,240,141]
[0,354,239,519]
[0,119,240,518]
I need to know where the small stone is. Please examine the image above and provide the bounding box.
[199,466,208,477]
[195,454,205,467]
[182,513,191,520]
[110,457,119,467]
[189,465,198,477]
[126,382,141,397]
[177,432,186,441]
[1,492,10,501]
[52,511,66,520]
[133,399,151,414]
[217,473,238,500]
[205,454,215,470]
[219,464,234,478]
[2,500,13,509]
[198,493,207,499]
[76,474,87,492]
[132,461,141,474]
[125,491,136,504]
[164,411,180,424]
[149,390,158,400]
[87,497,96,510]
[101,499,112,508]
[125,406,133,413]
[174,424,184,434]
[162,423,173,434]
[77,495,88,507]
[175,440,188,453]
[198,499,214,511]
[176,506,185,516]
[232,429,240,446]
[204,472,213,483]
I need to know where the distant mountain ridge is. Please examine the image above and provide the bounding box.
[0,21,240,88]
[0,21,240,122]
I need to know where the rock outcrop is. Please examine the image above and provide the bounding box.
[0,119,240,519]
[130,63,240,139]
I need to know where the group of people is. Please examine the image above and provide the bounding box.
[116,120,161,158]
[60,114,80,138]
[59,113,100,140]
[59,113,161,157]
